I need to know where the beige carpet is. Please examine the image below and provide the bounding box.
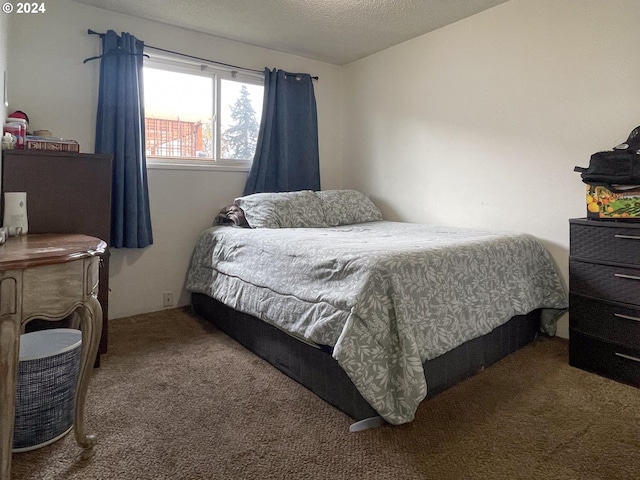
[9,308,640,480]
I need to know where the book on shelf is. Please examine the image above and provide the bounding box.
[25,135,80,153]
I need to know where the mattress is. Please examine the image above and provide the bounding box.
[186,221,567,424]
[192,293,542,422]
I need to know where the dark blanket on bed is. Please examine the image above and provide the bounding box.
[214,205,250,228]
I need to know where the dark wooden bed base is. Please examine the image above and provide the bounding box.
[192,293,542,421]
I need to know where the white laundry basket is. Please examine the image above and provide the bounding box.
[12,328,82,452]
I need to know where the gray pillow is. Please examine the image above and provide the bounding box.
[317,190,383,226]
[234,191,327,228]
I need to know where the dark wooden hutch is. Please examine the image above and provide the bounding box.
[1,149,112,365]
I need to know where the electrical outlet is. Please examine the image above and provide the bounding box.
[163,292,174,308]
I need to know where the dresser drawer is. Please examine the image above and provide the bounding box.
[570,221,640,265]
[569,294,640,348]
[569,330,640,387]
[569,259,640,305]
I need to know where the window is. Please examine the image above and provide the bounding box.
[143,56,264,169]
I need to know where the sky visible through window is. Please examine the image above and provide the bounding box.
[144,68,212,123]
[144,67,263,160]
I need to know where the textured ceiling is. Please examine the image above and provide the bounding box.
[71,0,508,65]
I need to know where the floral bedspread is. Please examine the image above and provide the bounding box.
[186,221,567,424]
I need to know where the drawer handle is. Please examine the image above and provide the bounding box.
[614,234,640,240]
[615,352,640,364]
[615,313,640,322]
[614,273,640,281]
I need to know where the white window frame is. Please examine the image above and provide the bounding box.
[143,54,264,172]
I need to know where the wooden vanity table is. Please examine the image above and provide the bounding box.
[0,234,105,480]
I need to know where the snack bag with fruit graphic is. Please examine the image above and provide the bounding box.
[586,184,640,219]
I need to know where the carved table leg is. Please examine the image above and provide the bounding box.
[71,296,103,459]
[0,235,106,478]
[0,317,20,480]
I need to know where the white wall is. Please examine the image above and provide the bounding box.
[341,0,640,338]
[6,0,342,318]
[0,11,7,137]
[0,11,7,198]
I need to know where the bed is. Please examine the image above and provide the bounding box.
[186,190,568,427]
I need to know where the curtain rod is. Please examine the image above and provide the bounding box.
[86,29,319,80]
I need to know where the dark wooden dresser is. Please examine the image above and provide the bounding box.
[569,218,640,386]
[1,150,112,365]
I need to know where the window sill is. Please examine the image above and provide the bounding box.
[146,161,250,173]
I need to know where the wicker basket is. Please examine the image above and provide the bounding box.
[12,328,82,452]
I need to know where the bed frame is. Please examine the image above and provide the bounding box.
[192,293,541,424]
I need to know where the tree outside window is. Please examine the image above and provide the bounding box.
[220,80,262,161]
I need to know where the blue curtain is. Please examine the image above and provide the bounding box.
[243,69,320,195]
[95,30,153,248]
